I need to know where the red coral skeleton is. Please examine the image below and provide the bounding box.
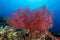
[7,6,53,35]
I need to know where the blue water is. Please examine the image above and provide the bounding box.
[0,0,60,33]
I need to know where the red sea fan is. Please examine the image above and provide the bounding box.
[7,9,26,29]
[30,6,53,34]
[7,6,53,34]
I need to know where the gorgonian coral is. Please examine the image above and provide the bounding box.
[7,6,53,34]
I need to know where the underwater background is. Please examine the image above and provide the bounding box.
[0,0,60,33]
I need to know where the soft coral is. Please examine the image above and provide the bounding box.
[7,6,53,34]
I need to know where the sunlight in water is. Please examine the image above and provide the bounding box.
[28,0,42,2]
